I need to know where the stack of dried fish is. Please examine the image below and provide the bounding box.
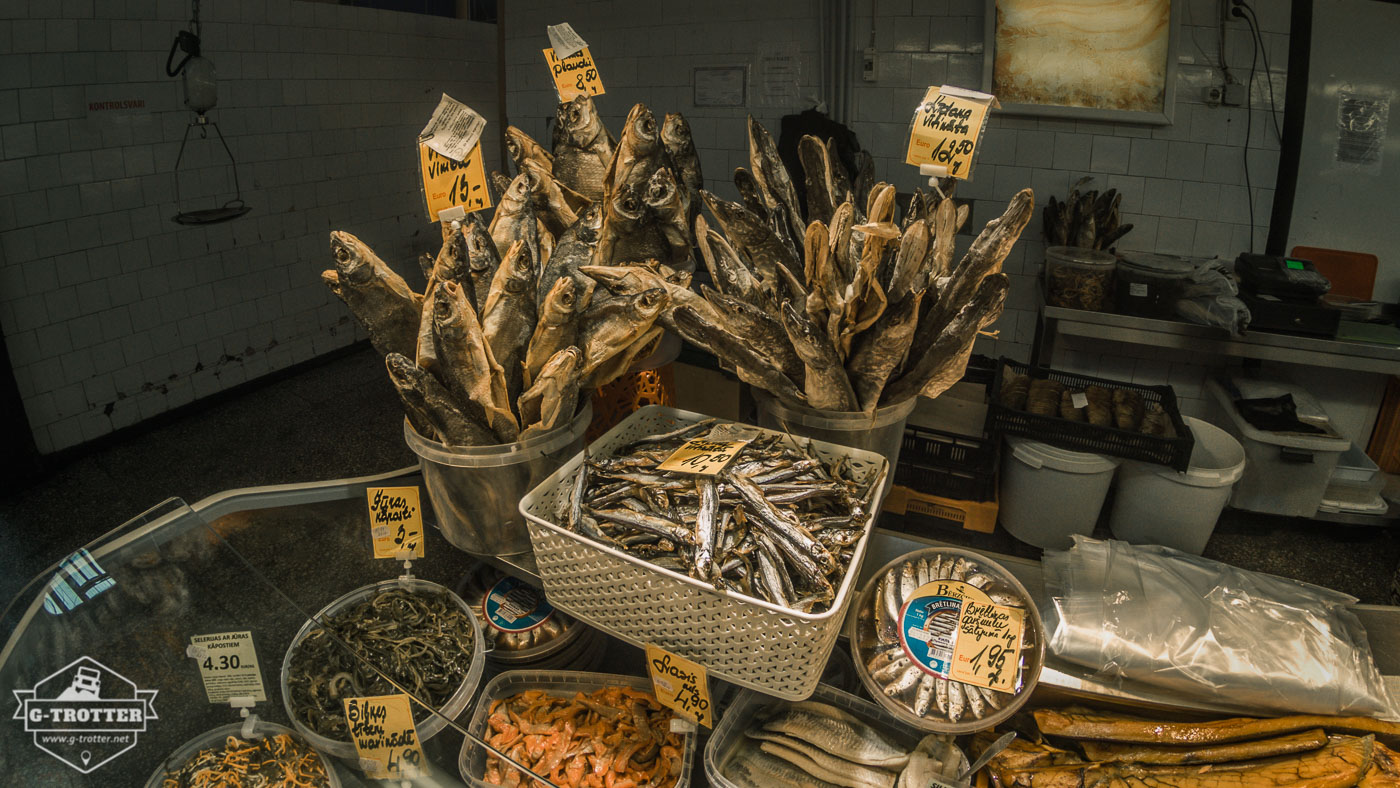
[663,116,1030,414]
[562,418,874,613]
[1042,177,1133,250]
[723,700,964,788]
[977,708,1400,788]
[323,94,709,447]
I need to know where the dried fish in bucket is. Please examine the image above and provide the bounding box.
[283,585,477,743]
[561,418,876,614]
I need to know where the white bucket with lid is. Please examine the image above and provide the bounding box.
[1000,437,1120,549]
[1108,417,1246,554]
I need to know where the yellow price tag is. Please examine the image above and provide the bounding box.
[645,645,712,727]
[904,85,997,179]
[367,486,425,559]
[343,694,423,780]
[419,141,491,221]
[544,47,605,101]
[656,437,751,476]
[950,600,1024,692]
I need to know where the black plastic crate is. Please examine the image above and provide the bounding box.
[894,424,997,502]
[986,357,1194,471]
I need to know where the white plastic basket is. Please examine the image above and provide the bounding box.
[519,405,889,700]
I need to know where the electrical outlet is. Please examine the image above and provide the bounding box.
[1223,83,1247,106]
[862,47,878,83]
[1205,86,1224,106]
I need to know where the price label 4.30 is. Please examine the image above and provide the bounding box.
[188,631,267,704]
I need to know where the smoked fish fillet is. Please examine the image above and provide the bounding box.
[1035,709,1400,745]
[1080,730,1330,765]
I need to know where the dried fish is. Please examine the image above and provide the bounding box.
[525,276,590,388]
[432,280,519,442]
[662,112,703,213]
[386,352,494,446]
[505,125,553,175]
[322,231,422,360]
[482,240,538,405]
[552,93,613,202]
[518,346,581,440]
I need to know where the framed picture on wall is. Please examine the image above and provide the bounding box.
[981,0,1181,125]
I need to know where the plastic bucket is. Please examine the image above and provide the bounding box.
[753,391,917,495]
[1108,417,1246,554]
[405,401,592,556]
[1000,437,1119,549]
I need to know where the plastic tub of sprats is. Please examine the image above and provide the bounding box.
[456,564,600,670]
[848,547,1045,734]
[146,720,340,788]
[280,577,485,761]
[1044,246,1116,311]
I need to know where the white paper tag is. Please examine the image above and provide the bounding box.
[190,631,268,704]
[419,94,487,162]
[372,525,391,539]
[185,644,208,659]
[547,23,588,59]
[1071,391,1088,409]
[1129,282,1149,297]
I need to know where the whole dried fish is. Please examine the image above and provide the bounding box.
[322,231,423,360]
[518,346,581,440]
[697,215,765,306]
[645,165,692,266]
[552,93,613,202]
[598,179,668,266]
[536,203,601,312]
[432,280,519,442]
[525,276,590,388]
[702,190,801,287]
[847,291,923,413]
[463,212,501,312]
[781,300,858,411]
[605,102,665,200]
[489,170,555,266]
[482,240,538,404]
[578,287,666,380]
[799,134,838,226]
[385,352,494,446]
[662,112,703,213]
[669,303,807,407]
[749,116,806,250]
[504,125,553,175]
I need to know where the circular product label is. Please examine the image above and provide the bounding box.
[482,576,554,634]
[898,580,990,677]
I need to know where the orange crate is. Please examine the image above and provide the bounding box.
[883,484,999,533]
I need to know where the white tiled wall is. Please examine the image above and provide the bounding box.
[1,1,499,453]
[502,0,1289,376]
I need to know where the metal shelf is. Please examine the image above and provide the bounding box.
[1037,305,1400,375]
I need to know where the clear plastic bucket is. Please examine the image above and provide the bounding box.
[753,392,917,495]
[146,721,342,788]
[404,402,592,555]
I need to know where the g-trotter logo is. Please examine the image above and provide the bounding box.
[11,656,158,773]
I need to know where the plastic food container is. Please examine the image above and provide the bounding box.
[456,564,594,669]
[754,391,917,496]
[145,721,341,788]
[704,682,967,788]
[848,548,1045,734]
[1000,437,1120,550]
[1204,378,1349,518]
[1108,417,1247,554]
[458,671,697,788]
[1044,246,1116,311]
[404,400,592,556]
[520,405,888,700]
[280,577,485,760]
[1114,252,1197,318]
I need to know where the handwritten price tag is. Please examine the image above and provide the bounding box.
[189,631,266,704]
[656,437,751,476]
[343,695,423,780]
[420,141,491,221]
[645,645,712,727]
[367,486,425,559]
[904,85,998,179]
[544,47,605,101]
[949,600,1024,692]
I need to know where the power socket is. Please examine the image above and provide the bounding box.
[1205,86,1223,106]
[862,47,878,83]
[1222,82,1247,106]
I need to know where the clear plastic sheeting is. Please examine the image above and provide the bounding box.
[1042,536,1399,719]
[1175,260,1251,335]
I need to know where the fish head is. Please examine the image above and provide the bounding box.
[699,190,748,228]
[655,262,691,289]
[573,203,604,244]
[464,216,497,272]
[329,231,376,285]
[661,113,692,149]
[559,95,602,146]
[609,182,647,228]
[620,103,660,158]
[543,276,580,321]
[580,265,663,296]
[436,226,469,279]
[633,287,668,320]
[432,279,470,327]
[644,166,679,210]
[384,352,421,386]
[550,345,583,374]
[505,126,547,170]
[781,300,820,343]
[502,241,536,292]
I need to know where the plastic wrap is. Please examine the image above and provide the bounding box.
[1043,536,1398,718]
[1175,261,1251,335]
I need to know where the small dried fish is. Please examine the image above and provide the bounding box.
[322,231,422,360]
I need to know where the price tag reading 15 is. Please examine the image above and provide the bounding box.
[655,438,751,476]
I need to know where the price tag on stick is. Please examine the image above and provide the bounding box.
[367,486,425,559]
[904,85,998,179]
[343,695,424,780]
[189,631,267,704]
[950,600,1024,692]
[544,47,605,101]
[419,141,490,221]
[645,645,712,727]
[656,437,751,476]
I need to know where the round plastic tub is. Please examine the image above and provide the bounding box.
[280,577,485,761]
[848,547,1045,734]
[458,670,698,788]
[754,391,917,495]
[145,721,341,788]
[1000,437,1120,550]
[455,564,591,669]
[704,682,968,788]
[404,401,592,555]
[1108,417,1245,554]
[1115,252,1196,318]
[1044,246,1116,311]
